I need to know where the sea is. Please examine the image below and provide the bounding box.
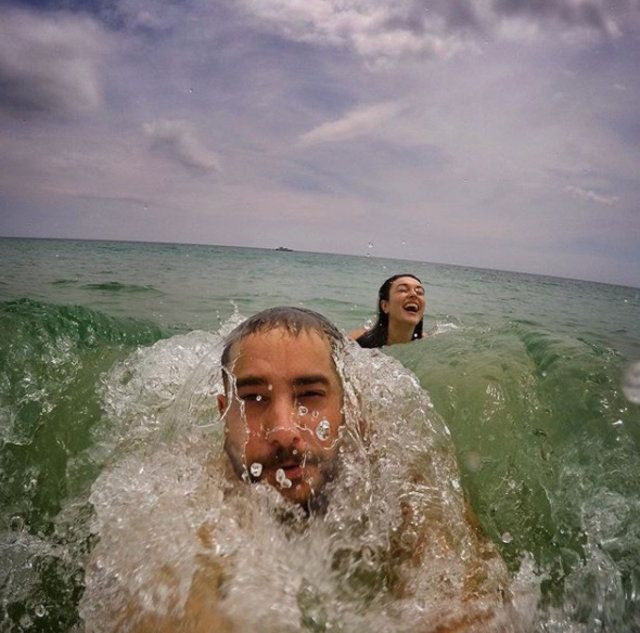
[1,236,639,632]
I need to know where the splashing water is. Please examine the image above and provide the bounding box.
[275,467,292,489]
[622,361,640,404]
[78,330,539,633]
[250,462,263,478]
[315,419,331,441]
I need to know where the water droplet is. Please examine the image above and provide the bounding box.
[501,531,513,544]
[268,384,273,391]
[312,410,319,419]
[298,405,308,416]
[20,614,33,628]
[250,462,262,477]
[612,419,624,427]
[23,477,37,492]
[275,468,292,488]
[368,241,374,249]
[465,451,482,472]
[255,394,262,402]
[401,241,407,246]
[9,515,24,531]
[34,605,47,618]
[622,362,640,404]
[316,419,331,441]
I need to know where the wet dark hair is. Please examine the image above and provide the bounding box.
[221,306,343,388]
[356,274,424,349]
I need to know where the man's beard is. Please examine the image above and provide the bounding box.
[223,439,339,513]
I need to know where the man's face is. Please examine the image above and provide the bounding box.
[218,327,344,506]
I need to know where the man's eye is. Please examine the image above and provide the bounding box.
[298,390,325,399]
[240,393,266,402]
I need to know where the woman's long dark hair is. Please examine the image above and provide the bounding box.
[356,274,424,348]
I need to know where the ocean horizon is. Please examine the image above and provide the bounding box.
[2,235,636,290]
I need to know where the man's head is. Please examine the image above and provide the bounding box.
[218,307,344,508]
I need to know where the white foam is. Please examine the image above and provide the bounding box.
[80,330,538,632]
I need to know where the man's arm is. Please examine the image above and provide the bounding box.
[107,525,233,633]
[119,557,233,633]
[389,464,516,633]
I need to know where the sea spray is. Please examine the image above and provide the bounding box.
[80,330,537,632]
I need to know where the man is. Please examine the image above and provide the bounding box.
[84,307,525,633]
[217,307,345,511]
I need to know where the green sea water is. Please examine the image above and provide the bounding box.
[1,237,639,631]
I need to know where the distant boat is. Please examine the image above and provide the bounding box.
[275,246,294,252]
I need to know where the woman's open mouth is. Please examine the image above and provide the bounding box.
[403,301,421,314]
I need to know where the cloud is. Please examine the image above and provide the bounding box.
[0,8,109,118]
[565,184,619,206]
[143,119,222,172]
[299,101,402,145]
[240,0,637,64]
[492,0,622,36]
[240,0,471,63]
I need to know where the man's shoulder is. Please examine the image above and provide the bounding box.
[348,327,367,340]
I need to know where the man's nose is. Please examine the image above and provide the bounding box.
[265,397,303,447]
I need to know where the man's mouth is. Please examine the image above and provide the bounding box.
[278,462,304,480]
[261,452,317,481]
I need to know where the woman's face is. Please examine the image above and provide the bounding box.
[381,276,425,327]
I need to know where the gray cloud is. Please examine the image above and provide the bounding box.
[299,102,402,145]
[383,0,483,35]
[239,0,638,64]
[143,119,222,173]
[565,185,619,206]
[239,0,472,63]
[492,0,619,34]
[0,9,110,118]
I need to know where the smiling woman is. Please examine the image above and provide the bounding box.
[350,274,426,348]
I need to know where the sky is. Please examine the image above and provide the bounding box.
[1,0,639,286]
